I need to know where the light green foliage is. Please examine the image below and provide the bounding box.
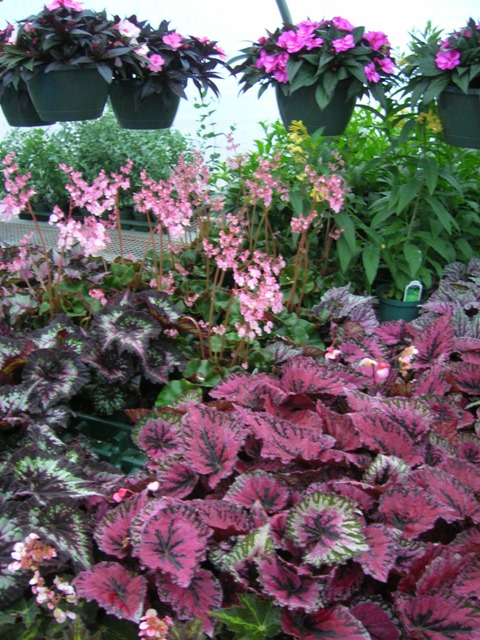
[212,594,281,640]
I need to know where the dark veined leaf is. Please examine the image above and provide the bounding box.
[223,524,274,575]
[141,341,183,385]
[440,456,480,493]
[315,399,362,451]
[212,593,281,640]
[287,492,368,567]
[156,568,223,636]
[358,524,400,583]
[22,348,89,409]
[190,499,251,534]
[210,372,287,409]
[414,312,455,368]
[92,307,161,358]
[453,555,480,600]
[362,454,410,486]
[133,415,183,460]
[30,314,85,354]
[182,404,246,488]
[23,501,93,568]
[379,486,445,539]
[351,601,400,640]
[236,407,335,464]
[224,470,290,513]
[155,461,198,498]
[0,512,29,608]
[280,605,371,639]
[9,448,103,504]
[94,492,148,560]
[395,593,480,639]
[280,356,347,395]
[449,362,480,395]
[256,554,323,611]
[132,503,210,587]
[73,561,147,623]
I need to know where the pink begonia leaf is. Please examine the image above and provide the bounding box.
[210,371,288,408]
[155,461,198,498]
[156,568,223,637]
[440,456,480,492]
[412,364,451,396]
[280,356,348,395]
[190,499,251,534]
[182,404,246,488]
[133,504,210,587]
[280,605,371,639]
[316,399,362,450]
[453,555,480,599]
[73,561,147,622]
[358,524,400,583]
[379,486,446,539]
[351,411,425,466]
[409,467,480,523]
[414,312,455,368]
[416,548,470,596]
[287,492,368,567]
[133,415,183,460]
[395,593,480,639]
[374,320,417,345]
[324,480,377,513]
[224,470,290,513]
[94,491,148,559]
[237,407,335,464]
[326,563,364,602]
[449,362,480,395]
[256,554,323,611]
[351,602,400,640]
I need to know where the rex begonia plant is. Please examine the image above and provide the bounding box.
[230,16,397,109]
[402,17,480,105]
[69,290,480,639]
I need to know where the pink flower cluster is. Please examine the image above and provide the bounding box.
[138,609,172,639]
[46,0,83,11]
[245,152,289,207]
[0,152,36,222]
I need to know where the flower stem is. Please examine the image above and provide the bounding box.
[275,0,293,24]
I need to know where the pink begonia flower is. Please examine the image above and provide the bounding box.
[114,19,141,41]
[147,53,165,73]
[363,31,390,50]
[357,357,390,383]
[134,43,149,58]
[45,0,83,11]
[435,49,461,70]
[332,16,355,31]
[163,32,184,49]
[377,57,396,74]
[364,61,380,83]
[325,346,341,361]
[332,34,355,53]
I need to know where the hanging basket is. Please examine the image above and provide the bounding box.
[109,80,180,130]
[26,65,111,122]
[437,86,480,150]
[275,80,357,136]
[0,85,54,127]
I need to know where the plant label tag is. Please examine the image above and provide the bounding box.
[403,280,423,302]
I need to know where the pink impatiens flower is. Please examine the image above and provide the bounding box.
[332,16,355,31]
[163,33,184,50]
[435,49,461,70]
[332,34,355,53]
[114,19,141,41]
[363,31,390,51]
[147,53,165,73]
[46,0,83,10]
[364,61,380,83]
[377,57,396,74]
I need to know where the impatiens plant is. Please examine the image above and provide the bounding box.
[70,290,480,639]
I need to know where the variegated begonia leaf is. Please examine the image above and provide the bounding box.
[132,503,210,587]
[379,397,434,442]
[142,290,182,324]
[414,312,455,368]
[95,492,148,559]
[449,362,480,395]
[155,461,198,498]
[326,562,364,602]
[10,448,104,504]
[73,561,147,622]
[83,345,136,383]
[156,568,223,637]
[358,524,400,583]
[22,348,89,409]
[236,407,335,464]
[280,605,371,639]
[133,415,183,460]
[222,524,273,575]
[92,307,161,358]
[0,384,31,429]
[182,404,245,488]
[30,314,85,354]
[395,593,480,639]
[23,500,93,568]
[256,554,324,611]
[141,342,184,385]
[362,454,410,486]
[287,492,368,567]
[350,601,400,640]
[224,470,290,513]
